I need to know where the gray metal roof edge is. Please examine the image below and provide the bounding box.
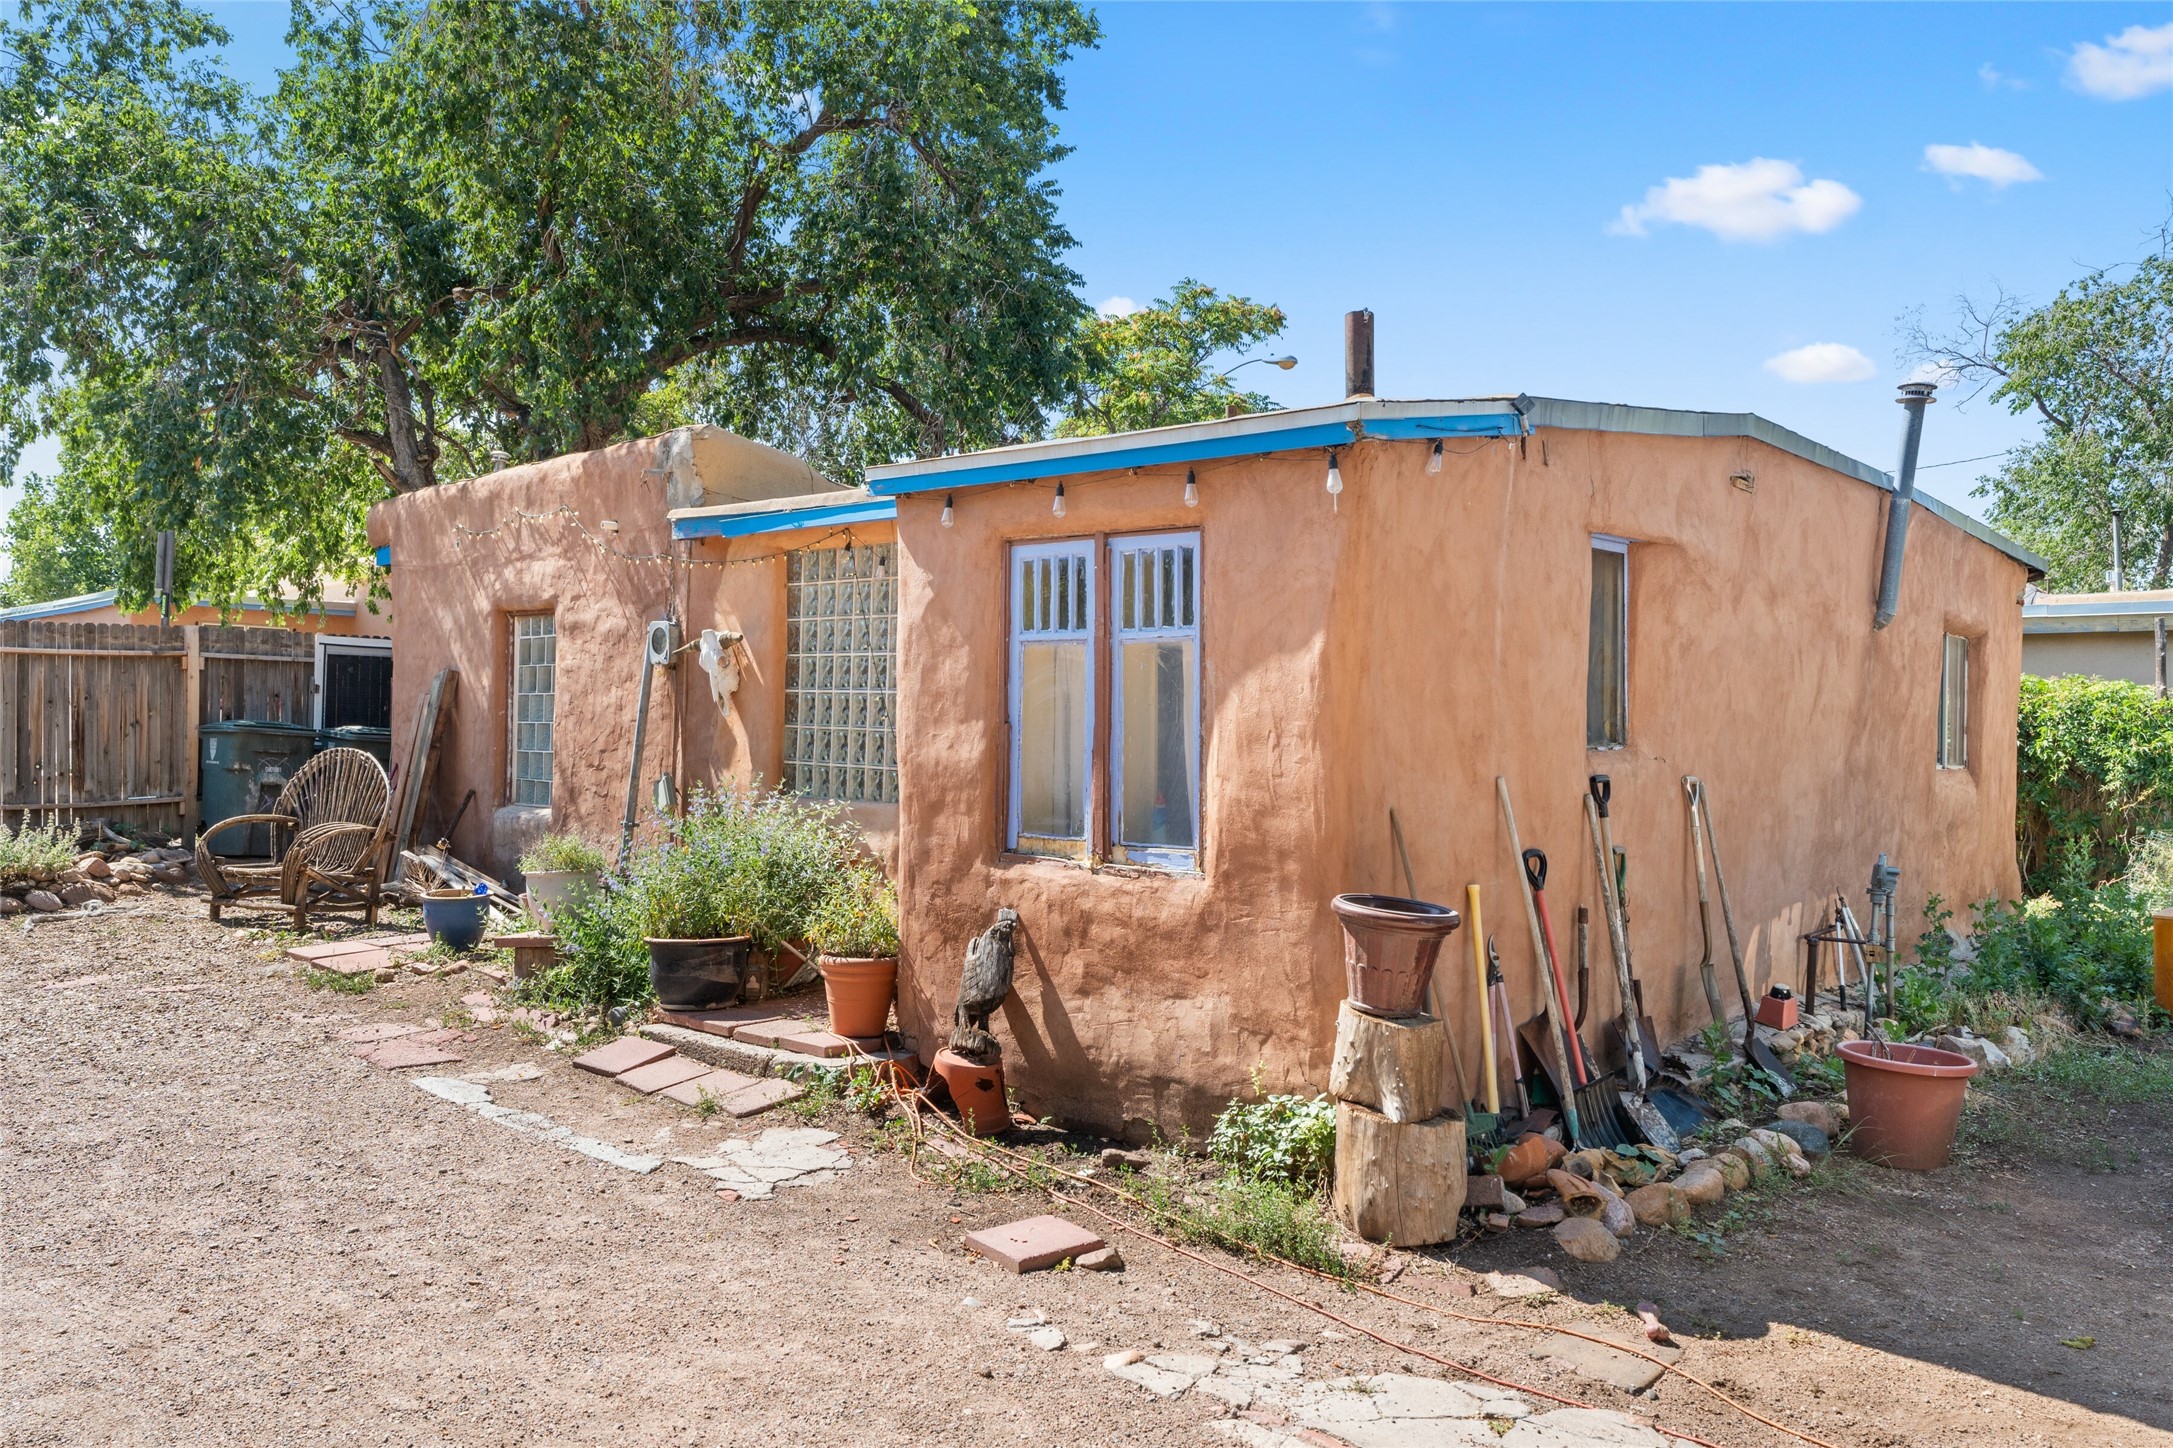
[666,487,883,522]
[0,589,120,621]
[2022,597,2173,634]
[1518,396,2048,576]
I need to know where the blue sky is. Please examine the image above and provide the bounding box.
[5,1,2170,555]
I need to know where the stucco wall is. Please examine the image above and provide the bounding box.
[2022,631,2162,685]
[893,430,2028,1138]
[368,436,894,880]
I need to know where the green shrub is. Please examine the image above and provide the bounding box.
[1137,1171,1350,1277]
[0,819,78,887]
[521,881,653,1019]
[518,833,607,876]
[1207,1079,1336,1190]
[2017,673,2173,891]
[1903,864,2158,1032]
[804,864,900,957]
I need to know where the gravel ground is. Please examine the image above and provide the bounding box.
[2,895,2163,1447]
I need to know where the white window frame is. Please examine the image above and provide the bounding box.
[1007,539,1095,858]
[1587,535,1629,752]
[1938,632,1970,770]
[311,634,391,729]
[1108,530,1202,870]
[508,612,556,807]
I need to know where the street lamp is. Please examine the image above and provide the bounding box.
[1215,355,1298,386]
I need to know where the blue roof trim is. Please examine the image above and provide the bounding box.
[373,545,391,568]
[864,414,1523,496]
[672,496,897,540]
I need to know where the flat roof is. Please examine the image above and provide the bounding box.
[860,394,2046,576]
[0,588,361,621]
[669,489,895,541]
[2022,590,2173,634]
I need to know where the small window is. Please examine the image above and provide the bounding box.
[783,543,898,804]
[1939,633,1969,769]
[1587,537,1628,750]
[510,613,556,806]
[1009,540,1094,858]
[1111,533,1200,867]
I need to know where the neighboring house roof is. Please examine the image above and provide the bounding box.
[0,586,362,622]
[858,394,2047,576]
[2022,590,2173,634]
[669,488,895,541]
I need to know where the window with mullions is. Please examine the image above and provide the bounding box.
[1110,533,1200,867]
[1938,632,1969,769]
[1587,537,1628,750]
[1009,540,1093,857]
[783,543,898,804]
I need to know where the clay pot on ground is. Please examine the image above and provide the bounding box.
[819,955,898,1039]
[522,869,600,929]
[644,935,753,1012]
[1329,893,1462,1017]
[932,1047,1010,1136]
[421,889,488,952]
[1837,1039,1979,1171]
[1493,1132,1567,1189]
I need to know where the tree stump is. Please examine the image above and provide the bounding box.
[1333,1101,1466,1246]
[1328,1001,1446,1124]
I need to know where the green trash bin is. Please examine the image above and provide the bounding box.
[199,721,321,857]
[315,724,394,771]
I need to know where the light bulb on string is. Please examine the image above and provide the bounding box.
[1427,439,1444,475]
[940,493,954,528]
[1052,481,1066,519]
[1326,450,1342,512]
[1184,469,1198,508]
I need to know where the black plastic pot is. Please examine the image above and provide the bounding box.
[644,935,753,1012]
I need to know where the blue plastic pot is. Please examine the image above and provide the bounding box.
[421,890,488,952]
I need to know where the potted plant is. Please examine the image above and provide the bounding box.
[806,863,900,1039]
[517,833,607,928]
[628,840,751,1012]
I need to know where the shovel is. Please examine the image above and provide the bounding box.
[1683,775,1792,1094]
[1583,786,1678,1149]
[1497,776,1586,1150]
[1683,782,1730,1029]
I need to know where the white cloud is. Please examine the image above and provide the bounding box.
[1978,62,2029,91]
[1610,159,1862,242]
[2066,22,2173,100]
[1765,343,1878,385]
[1095,295,1138,318]
[1923,142,2043,187]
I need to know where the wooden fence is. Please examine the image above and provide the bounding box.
[0,620,318,839]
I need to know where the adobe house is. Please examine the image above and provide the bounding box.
[366,424,898,878]
[867,382,2041,1136]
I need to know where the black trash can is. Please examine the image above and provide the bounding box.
[315,724,394,771]
[199,721,320,857]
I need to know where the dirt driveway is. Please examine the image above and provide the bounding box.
[2,897,2165,1447]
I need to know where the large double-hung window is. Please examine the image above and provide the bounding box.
[1008,531,1201,870]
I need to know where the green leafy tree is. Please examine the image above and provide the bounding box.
[0,474,116,606]
[1910,228,2172,591]
[0,0,1097,607]
[1058,280,1289,437]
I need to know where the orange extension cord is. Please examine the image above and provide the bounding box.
[867,1062,1840,1448]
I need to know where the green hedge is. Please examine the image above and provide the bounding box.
[2017,673,2173,891]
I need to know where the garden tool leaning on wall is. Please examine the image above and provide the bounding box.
[1583,777,1679,1150]
[1682,775,1792,1093]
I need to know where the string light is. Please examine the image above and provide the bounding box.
[940,493,955,528]
[1184,469,1198,508]
[1052,481,1066,518]
[1427,439,1444,475]
[1325,450,1342,511]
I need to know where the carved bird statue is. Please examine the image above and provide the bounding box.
[949,908,1019,1063]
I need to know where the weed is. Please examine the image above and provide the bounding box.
[0,818,79,888]
[517,833,608,876]
[302,966,373,994]
[783,1067,842,1119]
[1135,1170,1350,1278]
[2014,1041,2173,1104]
[1208,1070,1336,1189]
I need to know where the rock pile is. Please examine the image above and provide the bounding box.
[1,837,196,913]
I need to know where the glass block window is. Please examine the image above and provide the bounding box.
[510,613,556,806]
[784,543,897,803]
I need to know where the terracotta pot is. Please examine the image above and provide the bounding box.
[932,1047,1010,1136]
[1493,1132,1566,1188]
[820,955,897,1038]
[644,936,753,1012]
[1838,1039,1979,1170]
[1330,893,1462,1018]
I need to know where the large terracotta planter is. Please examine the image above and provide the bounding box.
[645,936,753,1012]
[1330,893,1462,1017]
[820,954,897,1038]
[1838,1039,1979,1170]
[932,1047,1010,1136]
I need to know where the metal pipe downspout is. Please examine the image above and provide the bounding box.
[1872,382,1937,630]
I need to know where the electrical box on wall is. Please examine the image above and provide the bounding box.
[644,619,680,668]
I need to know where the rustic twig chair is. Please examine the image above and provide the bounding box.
[196,747,393,929]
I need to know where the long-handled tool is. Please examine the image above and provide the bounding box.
[1525,846,1632,1149]
[1684,784,1729,1029]
[1683,775,1792,1093]
[1467,884,1500,1121]
[1497,776,1585,1148]
[1573,906,1591,1028]
[1583,786,1677,1149]
[1485,937,1529,1119]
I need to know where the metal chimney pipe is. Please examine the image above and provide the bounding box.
[2112,509,2125,591]
[1344,310,1375,399]
[1872,382,1936,630]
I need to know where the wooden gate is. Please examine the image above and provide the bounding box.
[0,620,319,840]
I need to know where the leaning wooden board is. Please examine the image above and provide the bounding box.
[388,669,456,885]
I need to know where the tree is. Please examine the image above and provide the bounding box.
[1057,280,1289,437]
[1909,228,2172,591]
[0,0,1097,606]
[0,475,115,606]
